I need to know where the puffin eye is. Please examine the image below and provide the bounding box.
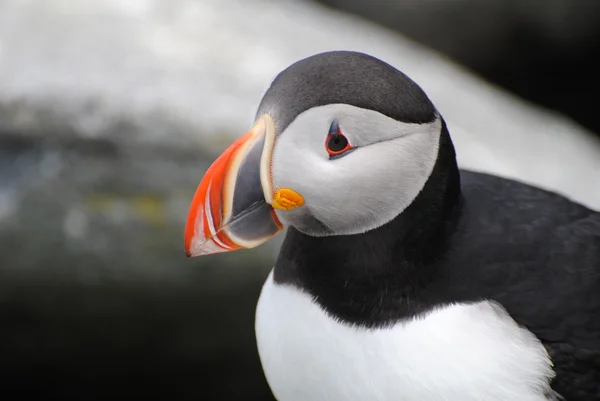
[325,122,353,159]
[327,133,349,152]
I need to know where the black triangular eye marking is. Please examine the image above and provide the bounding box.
[329,120,340,136]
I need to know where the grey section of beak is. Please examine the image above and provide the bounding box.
[232,134,267,216]
[227,122,281,245]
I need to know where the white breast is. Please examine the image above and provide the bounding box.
[255,271,556,401]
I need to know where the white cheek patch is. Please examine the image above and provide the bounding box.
[271,104,441,236]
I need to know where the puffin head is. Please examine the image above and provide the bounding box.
[184,51,447,257]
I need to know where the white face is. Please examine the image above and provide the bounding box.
[270,103,442,236]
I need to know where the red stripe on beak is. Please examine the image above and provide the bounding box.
[184,114,283,258]
[184,131,254,257]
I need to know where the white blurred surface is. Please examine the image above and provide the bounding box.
[0,0,598,209]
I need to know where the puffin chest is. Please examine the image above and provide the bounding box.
[255,272,556,401]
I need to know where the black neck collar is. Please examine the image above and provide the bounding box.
[273,120,462,327]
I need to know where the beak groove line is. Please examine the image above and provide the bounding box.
[260,115,276,205]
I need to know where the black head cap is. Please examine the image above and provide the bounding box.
[256,51,437,135]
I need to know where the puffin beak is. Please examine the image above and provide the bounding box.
[184,114,299,257]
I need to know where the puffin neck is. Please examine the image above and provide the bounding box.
[273,120,462,327]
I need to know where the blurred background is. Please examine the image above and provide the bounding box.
[0,0,599,400]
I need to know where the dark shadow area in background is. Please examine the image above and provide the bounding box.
[317,0,600,136]
[0,133,276,400]
[0,272,275,401]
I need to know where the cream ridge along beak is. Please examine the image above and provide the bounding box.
[184,114,304,257]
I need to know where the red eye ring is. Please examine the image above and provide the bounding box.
[325,131,352,157]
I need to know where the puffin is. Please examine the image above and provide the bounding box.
[184,51,600,401]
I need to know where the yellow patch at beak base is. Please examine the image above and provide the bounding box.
[272,188,305,210]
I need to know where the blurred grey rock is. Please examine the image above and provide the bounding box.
[1,0,599,217]
[315,0,600,134]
